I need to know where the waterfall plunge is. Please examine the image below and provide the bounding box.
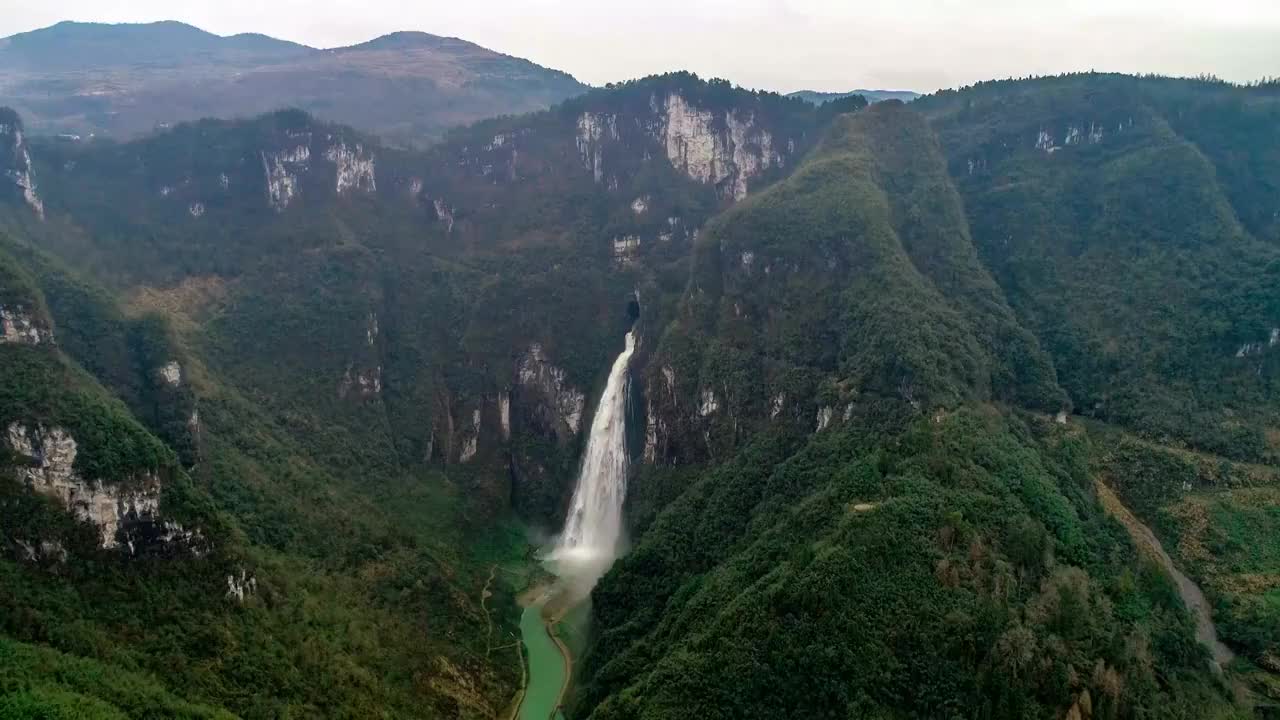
[551,331,636,588]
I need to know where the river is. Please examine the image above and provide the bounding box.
[518,603,569,720]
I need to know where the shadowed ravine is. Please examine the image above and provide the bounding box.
[517,331,637,719]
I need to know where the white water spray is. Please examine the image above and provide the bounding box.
[552,331,636,586]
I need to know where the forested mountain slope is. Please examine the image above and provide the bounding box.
[1,72,1278,717]
[0,76,853,717]
[0,225,521,717]
[917,74,1280,462]
[580,99,1252,719]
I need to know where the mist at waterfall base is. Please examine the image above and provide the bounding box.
[545,331,636,603]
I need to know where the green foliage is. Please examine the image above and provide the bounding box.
[0,347,175,481]
[0,636,234,719]
[0,235,521,717]
[918,74,1280,462]
[1092,427,1280,697]
[4,71,1278,719]
[647,101,1063,464]
[579,409,1240,719]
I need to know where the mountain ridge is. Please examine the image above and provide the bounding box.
[0,20,589,147]
[788,88,921,104]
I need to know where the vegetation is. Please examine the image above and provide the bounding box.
[917,73,1280,463]
[583,409,1241,719]
[2,70,1279,718]
[1091,425,1280,704]
[0,240,523,718]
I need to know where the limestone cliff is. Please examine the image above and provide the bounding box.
[6,422,195,552]
[325,141,377,194]
[262,133,377,210]
[659,92,778,201]
[0,110,44,218]
[573,88,789,202]
[0,304,51,344]
[516,343,586,441]
[262,143,309,211]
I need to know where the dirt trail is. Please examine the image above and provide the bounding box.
[1096,480,1235,669]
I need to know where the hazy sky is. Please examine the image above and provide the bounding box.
[3,1,1278,93]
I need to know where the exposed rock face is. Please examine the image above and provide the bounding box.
[643,396,664,464]
[459,408,481,463]
[325,142,377,194]
[6,422,166,550]
[262,144,309,211]
[613,235,641,265]
[433,199,455,233]
[517,343,586,439]
[225,569,257,602]
[699,388,720,417]
[576,112,618,184]
[498,391,511,440]
[12,535,67,563]
[816,406,834,431]
[1033,121,1112,156]
[158,360,182,387]
[339,363,382,397]
[770,392,786,419]
[0,118,44,218]
[13,537,67,564]
[0,305,50,344]
[1236,328,1279,358]
[659,93,776,201]
[1035,129,1058,153]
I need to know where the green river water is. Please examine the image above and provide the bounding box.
[518,604,567,720]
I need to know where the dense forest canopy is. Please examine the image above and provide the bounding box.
[0,70,1278,718]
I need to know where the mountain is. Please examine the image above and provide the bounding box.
[0,21,588,147]
[788,88,921,104]
[2,70,1279,717]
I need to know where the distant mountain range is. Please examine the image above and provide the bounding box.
[0,21,589,146]
[787,88,921,104]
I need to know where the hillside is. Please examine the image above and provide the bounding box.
[0,235,524,717]
[1,71,1279,717]
[0,21,588,147]
[580,100,1248,719]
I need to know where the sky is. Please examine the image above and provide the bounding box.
[3,1,1278,93]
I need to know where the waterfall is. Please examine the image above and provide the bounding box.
[552,331,636,585]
